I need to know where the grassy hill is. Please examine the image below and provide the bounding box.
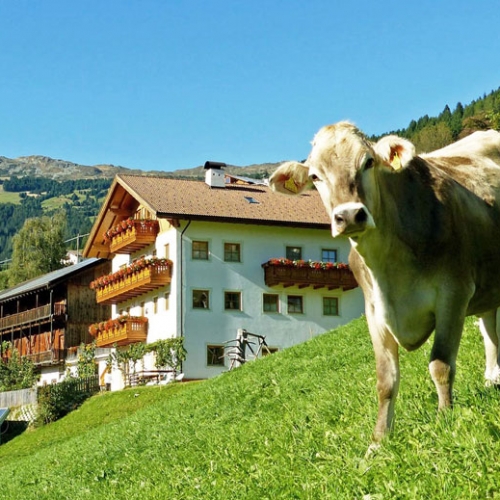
[0,316,499,499]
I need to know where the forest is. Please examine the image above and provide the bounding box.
[0,178,111,262]
[372,87,500,151]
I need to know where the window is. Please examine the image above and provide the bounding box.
[262,346,279,357]
[286,246,302,260]
[323,297,339,316]
[224,243,241,262]
[153,296,158,314]
[225,292,242,311]
[207,345,225,366]
[164,291,170,310]
[287,295,303,314]
[322,249,338,263]
[263,294,280,313]
[192,241,209,260]
[193,290,210,309]
[140,302,145,316]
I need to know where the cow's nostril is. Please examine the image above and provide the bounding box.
[354,209,368,224]
[334,213,345,225]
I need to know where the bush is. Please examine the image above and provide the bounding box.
[0,343,38,392]
[35,376,99,426]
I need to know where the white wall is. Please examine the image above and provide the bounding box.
[105,218,364,382]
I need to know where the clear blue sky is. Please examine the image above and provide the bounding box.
[0,1,499,172]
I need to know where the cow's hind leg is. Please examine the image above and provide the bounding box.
[478,310,500,386]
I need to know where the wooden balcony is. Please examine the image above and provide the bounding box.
[93,260,172,304]
[90,317,148,348]
[262,261,358,290]
[25,349,66,366]
[108,220,159,254]
[0,303,66,334]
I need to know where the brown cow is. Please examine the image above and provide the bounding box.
[269,122,500,444]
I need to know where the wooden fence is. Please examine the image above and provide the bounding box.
[0,387,37,408]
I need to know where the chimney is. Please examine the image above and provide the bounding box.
[204,161,227,188]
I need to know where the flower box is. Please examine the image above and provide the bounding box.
[88,315,148,348]
[262,259,357,290]
[104,219,159,254]
[91,258,172,304]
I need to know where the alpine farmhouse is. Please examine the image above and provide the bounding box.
[82,163,364,389]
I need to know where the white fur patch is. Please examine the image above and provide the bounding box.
[331,202,376,237]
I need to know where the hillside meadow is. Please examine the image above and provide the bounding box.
[0,316,499,499]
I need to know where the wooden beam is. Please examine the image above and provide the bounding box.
[109,208,134,216]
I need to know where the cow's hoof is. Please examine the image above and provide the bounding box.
[485,366,500,388]
[364,442,381,459]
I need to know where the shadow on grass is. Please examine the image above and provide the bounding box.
[1,420,29,445]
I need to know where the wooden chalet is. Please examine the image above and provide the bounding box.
[0,258,111,371]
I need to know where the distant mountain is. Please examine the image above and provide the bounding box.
[0,154,283,182]
[0,155,150,180]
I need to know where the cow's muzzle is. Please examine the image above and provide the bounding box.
[331,202,375,237]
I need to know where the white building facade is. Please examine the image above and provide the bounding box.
[83,168,364,387]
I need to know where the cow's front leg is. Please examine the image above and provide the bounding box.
[368,323,400,442]
[429,314,465,410]
[478,310,500,386]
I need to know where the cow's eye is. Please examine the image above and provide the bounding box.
[310,173,320,182]
[364,158,374,170]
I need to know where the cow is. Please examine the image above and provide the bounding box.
[269,122,500,444]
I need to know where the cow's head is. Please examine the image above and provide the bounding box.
[269,122,416,238]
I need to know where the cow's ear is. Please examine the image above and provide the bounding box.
[373,135,416,171]
[269,161,311,195]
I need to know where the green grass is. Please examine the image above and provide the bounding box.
[0,317,499,499]
[0,185,21,204]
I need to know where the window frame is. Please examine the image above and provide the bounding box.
[323,296,340,316]
[223,242,242,263]
[224,291,242,311]
[263,293,280,313]
[192,240,209,260]
[286,245,302,260]
[192,289,210,310]
[287,295,304,314]
[207,344,225,367]
[321,248,338,263]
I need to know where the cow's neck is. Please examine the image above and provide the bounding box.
[353,160,444,272]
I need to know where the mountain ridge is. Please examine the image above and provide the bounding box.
[0,154,283,181]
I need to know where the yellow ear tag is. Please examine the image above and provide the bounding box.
[390,151,402,171]
[284,177,299,193]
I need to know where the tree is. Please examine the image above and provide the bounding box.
[450,102,464,138]
[411,122,454,153]
[9,211,68,286]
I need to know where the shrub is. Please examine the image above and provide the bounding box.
[35,376,99,426]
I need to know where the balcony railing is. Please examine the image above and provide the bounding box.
[0,303,66,334]
[89,316,148,348]
[105,219,159,254]
[25,348,66,366]
[262,259,358,291]
[91,258,172,304]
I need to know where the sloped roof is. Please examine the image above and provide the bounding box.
[0,258,105,303]
[120,175,328,224]
[83,174,331,259]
